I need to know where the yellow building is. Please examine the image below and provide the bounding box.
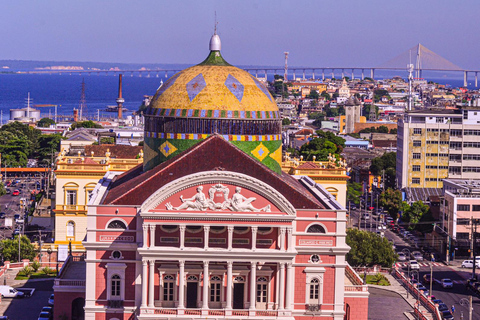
[289,81,327,94]
[54,145,143,253]
[282,153,349,207]
[338,115,366,134]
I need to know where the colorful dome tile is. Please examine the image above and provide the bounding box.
[224,74,244,102]
[186,73,207,101]
[251,142,270,162]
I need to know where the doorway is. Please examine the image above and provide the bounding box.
[233,283,244,309]
[71,297,85,320]
[186,282,198,308]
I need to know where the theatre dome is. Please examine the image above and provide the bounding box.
[143,33,282,173]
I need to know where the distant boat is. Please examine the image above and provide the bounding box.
[105,105,128,112]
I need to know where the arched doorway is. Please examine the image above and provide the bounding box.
[71,297,85,320]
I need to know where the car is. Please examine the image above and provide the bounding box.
[363,213,370,220]
[37,311,51,320]
[0,285,24,298]
[0,212,5,219]
[423,274,432,284]
[397,252,407,261]
[416,284,429,296]
[441,278,453,289]
[412,251,424,261]
[41,306,52,314]
[441,310,454,319]
[437,303,449,312]
[5,189,10,194]
[12,190,19,196]
[461,259,480,268]
[48,293,54,306]
[14,214,20,221]
[409,260,420,270]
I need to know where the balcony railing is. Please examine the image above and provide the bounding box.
[344,285,368,292]
[143,308,278,317]
[56,205,86,212]
[54,279,86,287]
[108,300,124,308]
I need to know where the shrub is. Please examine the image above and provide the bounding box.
[31,261,41,272]
[42,267,52,275]
[20,266,32,277]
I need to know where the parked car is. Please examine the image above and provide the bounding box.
[0,212,5,219]
[48,294,54,306]
[441,278,453,289]
[363,213,370,220]
[416,284,429,296]
[441,310,454,319]
[37,311,51,320]
[437,303,449,312]
[12,190,19,196]
[0,285,24,298]
[41,306,52,314]
[409,260,420,270]
[461,260,480,268]
[397,252,407,261]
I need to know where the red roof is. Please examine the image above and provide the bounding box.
[297,162,321,169]
[103,135,324,209]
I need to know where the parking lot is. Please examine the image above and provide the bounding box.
[0,277,53,320]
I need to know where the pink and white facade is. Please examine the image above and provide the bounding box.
[55,136,368,320]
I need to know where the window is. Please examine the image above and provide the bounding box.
[111,275,121,297]
[449,167,461,175]
[233,226,250,234]
[464,154,480,161]
[107,220,127,229]
[163,275,175,301]
[411,178,420,184]
[412,165,420,172]
[457,218,470,225]
[413,140,422,147]
[256,277,268,303]
[210,226,226,234]
[450,129,462,136]
[257,227,273,235]
[307,224,326,233]
[210,276,221,302]
[464,130,480,136]
[436,117,444,123]
[473,205,480,212]
[111,250,122,259]
[310,255,320,264]
[463,167,480,173]
[66,190,77,205]
[66,221,75,238]
[464,142,480,148]
[413,128,422,135]
[427,140,438,144]
[413,153,421,159]
[457,204,471,211]
[160,225,178,233]
[186,226,202,233]
[309,279,319,300]
[450,154,461,161]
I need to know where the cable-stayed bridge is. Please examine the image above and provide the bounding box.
[22,44,480,87]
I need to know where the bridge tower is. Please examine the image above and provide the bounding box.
[284,52,289,81]
[415,44,422,79]
[79,79,87,120]
[407,63,414,111]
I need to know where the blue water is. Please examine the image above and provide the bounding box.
[0,69,473,123]
[0,73,166,121]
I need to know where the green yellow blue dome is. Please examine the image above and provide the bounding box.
[143,34,282,173]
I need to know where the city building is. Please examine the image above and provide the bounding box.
[396,107,480,193]
[52,145,143,258]
[54,33,369,320]
[340,97,362,134]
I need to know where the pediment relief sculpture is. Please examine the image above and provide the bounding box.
[165,184,270,212]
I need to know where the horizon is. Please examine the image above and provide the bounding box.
[1,1,479,70]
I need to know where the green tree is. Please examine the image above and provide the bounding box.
[36,134,64,163]
[347,182,362,206]
[71,120,103,129]
[321,91,331,100]
[402,201,430,227]
[99,137,115,144]
[346,229,397,267]
[0,236,37,262]
[307,89,319,100]
[389,128,397,134]
[370,152,396,189]
[282,118,291,126]
[37,118,55,128]
[299,131,345,161]
[379,188,405,220]
[377,125,389,133]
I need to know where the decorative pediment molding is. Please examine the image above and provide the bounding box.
[140,171,296,215]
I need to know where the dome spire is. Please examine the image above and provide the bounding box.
[209,13,221,51]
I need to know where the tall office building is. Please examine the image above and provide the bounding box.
[397,107,480,191]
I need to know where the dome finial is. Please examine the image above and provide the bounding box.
[210,12,221,51]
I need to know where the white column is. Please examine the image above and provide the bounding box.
[149,224,156,248]
[142,224,149,248]
[227,226,234,250]
[249,261,257,310]
[148,260,155,307]
[279,227,286,251]
[287,227,293,252]
[251,226,258,251]
[202,261,209,309]
[180,224,186,250]
[178,260,185,309]
[285,262,293,310]
[226,261,233,310]
[204,226,210,250]
[278,262,285,311]
[141,260,148,307]
[158,270,165,305]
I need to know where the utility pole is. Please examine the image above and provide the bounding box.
[473,218,477,281]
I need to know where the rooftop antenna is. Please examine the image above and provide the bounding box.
[214,11,218,35]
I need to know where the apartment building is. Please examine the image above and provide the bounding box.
[397,107,480,190]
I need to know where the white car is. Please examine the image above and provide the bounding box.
[461,260,480,268]
[409,260,420,270]
[397,252,407,261]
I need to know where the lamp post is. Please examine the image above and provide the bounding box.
[411,270,420,319]
[459,296,473,320]
[47,248,52,266]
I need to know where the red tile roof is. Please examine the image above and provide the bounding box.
[85,145,142,159]
[103,135,324,209]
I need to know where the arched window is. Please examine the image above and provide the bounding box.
[307,224,326,233]
[107,220,127,229]
[111,275,121,297]
[257,227,273,235]
[234,276,245,283]
[163,275,175,301]
[310,278,319,300]
[187,275,198,281]
[210,276,222,302]
[67,221,75,238]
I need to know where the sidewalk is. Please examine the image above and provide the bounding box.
[0,268,27,288]
[368,272,434,320]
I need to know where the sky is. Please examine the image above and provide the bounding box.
[1,0,479,69]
